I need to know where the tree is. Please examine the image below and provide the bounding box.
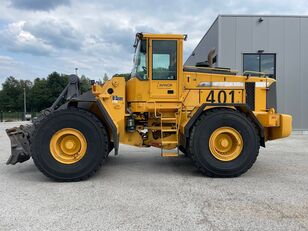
[0,77,25,112]
[27,72,68,112]
[103,73,109,82]
[80,75,91,93]
[27,78,50,112]
[46,72,69,105]
[0,72,94,113]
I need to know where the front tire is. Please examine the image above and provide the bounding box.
[189,108,260,177]
[31,108,109,181]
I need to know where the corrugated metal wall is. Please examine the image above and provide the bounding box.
[185,15,308,130]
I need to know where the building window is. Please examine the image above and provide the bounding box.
[152,40,177,80]
[243,53,276,78]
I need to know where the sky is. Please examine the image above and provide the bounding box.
[0,0,308,84]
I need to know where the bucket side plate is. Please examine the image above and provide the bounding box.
[6,125,33,165]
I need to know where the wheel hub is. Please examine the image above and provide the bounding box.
[50,128,87,164]
[209,127,243,161]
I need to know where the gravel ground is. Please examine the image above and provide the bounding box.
[0,122,308,231]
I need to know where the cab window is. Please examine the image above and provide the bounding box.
[152,40,177,80]
[131,39,147,80]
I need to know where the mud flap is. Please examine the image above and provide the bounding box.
[6,125,33,165]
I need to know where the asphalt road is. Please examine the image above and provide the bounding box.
[0,122,308,231]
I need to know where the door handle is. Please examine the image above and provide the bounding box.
[167,90,174,94]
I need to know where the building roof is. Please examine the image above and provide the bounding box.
[218,14,308,18]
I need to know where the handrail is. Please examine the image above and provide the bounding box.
[184,65,238,73]
[242,70,266,77]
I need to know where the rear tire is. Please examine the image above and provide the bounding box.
[31,108,109,181]
[189,108,259,177]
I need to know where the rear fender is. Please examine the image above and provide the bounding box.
[183,103,265,147]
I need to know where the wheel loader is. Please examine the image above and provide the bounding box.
[6,33,292,181]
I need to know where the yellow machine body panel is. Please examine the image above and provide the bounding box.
[91,33,292,151]
[92,77,144,147]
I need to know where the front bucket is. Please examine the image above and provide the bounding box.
[6,125,33,165]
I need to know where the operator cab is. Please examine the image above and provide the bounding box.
[127,33,185,102]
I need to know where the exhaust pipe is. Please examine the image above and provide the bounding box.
[195,48,216,68]
[207,48,216,67]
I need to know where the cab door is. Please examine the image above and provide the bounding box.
[149,39,179,100]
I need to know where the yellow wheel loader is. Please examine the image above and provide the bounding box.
[6,33,292,181]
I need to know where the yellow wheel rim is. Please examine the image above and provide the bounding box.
[209,127,243,162]
[50,128,87,164]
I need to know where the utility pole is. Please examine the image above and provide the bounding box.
[23,86,26,121]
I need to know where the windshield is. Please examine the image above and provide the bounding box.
[131,39,147,80]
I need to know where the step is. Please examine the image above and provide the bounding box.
[148,126,173,130]
[147,126,176,131]
[161,129,177,132]
[161,152,178,157]
[161,140,178,144]
[161,117,177,121]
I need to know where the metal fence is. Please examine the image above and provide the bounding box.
[0,112,39,122]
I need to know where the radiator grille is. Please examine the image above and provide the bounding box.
[245,82,255,110]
